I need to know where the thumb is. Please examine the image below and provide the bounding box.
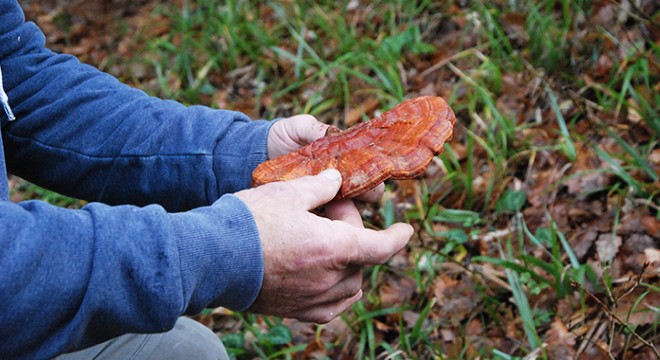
[283,114,329,145]
[286,169,342,210]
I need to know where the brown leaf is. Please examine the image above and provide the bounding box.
[546,318,577,359]
[620,233,657,273]
[564,142,612,197]
[501,12,526,38]
[641,216,660,238]
[569,230,598,260]
[466,318,483,337]
[615,289,660,326]
[594,3,616,26]
[212,89,229,109]
[401,310,422,329]
[433,274,477,325]
[378,274,416,307]
[566,171,611,196]
[645,248,660,265]
[344,98,381,127]
[591,54,614,80]
[578,340,611,360]
[595,234,622,262]
[649,149,660,167]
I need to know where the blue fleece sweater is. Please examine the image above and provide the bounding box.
[0,1,270,358]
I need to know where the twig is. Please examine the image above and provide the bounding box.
[615,262,650,304]
[570,281,660,358]
[613,0,660,27]
[575,312,603,357]
[633,198,660,212]
[418,47,484,78]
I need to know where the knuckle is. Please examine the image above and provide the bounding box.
[294,114,317,124]
[268,181,290,193]
[261,181,296,201]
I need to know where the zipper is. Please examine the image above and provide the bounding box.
[0,64,16,121]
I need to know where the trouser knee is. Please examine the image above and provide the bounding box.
[55,317,229,360]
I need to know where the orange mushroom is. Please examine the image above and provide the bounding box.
[252,96,456,198]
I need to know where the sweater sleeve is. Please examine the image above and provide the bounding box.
[0,0,272,211]
[0,194,263,359]
[0,2,266,359]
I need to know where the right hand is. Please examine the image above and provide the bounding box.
[234,169,413,323]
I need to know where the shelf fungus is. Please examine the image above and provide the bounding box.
[252,96,456,198]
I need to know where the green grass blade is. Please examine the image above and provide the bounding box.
[503,237,541,349]
[543,220,580,270]
[473,256,552,287]
[593,145,642,194]
[546,88,576,161]
[606,128,658,181]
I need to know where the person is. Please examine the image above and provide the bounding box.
[0,1,413,359]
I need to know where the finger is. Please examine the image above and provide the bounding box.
[301,290,363,324]
[338,223,414,266]
[324,199,364,228]
[318,268,362,303]
[283,169,342,210]
[355,183,385,204]
[323,289,362,322]
[285,114,330,144]
[268,115,329,158]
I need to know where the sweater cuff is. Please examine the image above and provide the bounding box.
[213,119,275,195]
[170,194,263,312]
[245,119,274,187]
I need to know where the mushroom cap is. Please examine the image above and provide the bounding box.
[252,96,456,198]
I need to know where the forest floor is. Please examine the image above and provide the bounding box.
[16,1,660,359]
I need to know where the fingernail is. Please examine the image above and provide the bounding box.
[320,169,341,181]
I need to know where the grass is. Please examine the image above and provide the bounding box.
[9,179,86,208]
[18,0,660,358]
[143,0,442,117]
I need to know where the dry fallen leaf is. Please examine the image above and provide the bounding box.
[645,248,660,265]
[433,274,477,325]
[569,229,599,260]
[344,98,381,127]
[641,216,660,237]
[595,234,622,263]
[620,233,658,273]
[546,318,577,359]
[378,274,416,307]
[615,289,660,326]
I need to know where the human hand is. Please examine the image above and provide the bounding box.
[267,114,330,160]
[267,114,383,202]
[235,169,413,323]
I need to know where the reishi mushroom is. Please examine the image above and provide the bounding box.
[252,96,456,198]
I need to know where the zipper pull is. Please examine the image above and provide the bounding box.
[0,65,16,121]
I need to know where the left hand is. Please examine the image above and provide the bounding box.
[267,114,384,203]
